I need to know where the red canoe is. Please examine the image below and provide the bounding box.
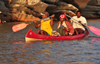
[25,28,89,42]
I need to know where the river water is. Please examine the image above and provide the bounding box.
[0,19,100,64]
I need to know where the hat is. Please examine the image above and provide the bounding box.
[60,14,65,19]
[41,12,49,16]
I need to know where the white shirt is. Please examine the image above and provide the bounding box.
[71,16,87,30]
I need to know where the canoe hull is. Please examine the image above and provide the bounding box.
[25,28,89,42]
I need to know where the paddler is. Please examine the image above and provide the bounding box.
[34,11,55,35]
[70,11,87,34]
[57,14,74,36]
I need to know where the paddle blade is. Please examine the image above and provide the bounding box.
[87,26,100,36]
[12,23,29,32]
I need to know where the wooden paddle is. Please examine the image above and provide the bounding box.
[12,16,51,32]
[66,14,100,36]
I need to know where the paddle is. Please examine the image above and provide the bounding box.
[12,16,51,32]
[66,14,100,36]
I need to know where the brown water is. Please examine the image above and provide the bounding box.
[0,19,100,64]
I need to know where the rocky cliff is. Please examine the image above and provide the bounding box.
[81,0,100,18]
[0,0,100,23]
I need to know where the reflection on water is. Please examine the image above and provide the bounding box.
[12,41,54,64]
[91,38,100,41]
[11,40,100,64]
[0,20,100,64]
[89,35,100,42]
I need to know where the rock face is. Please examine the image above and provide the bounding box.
[47,1,78,17]
[62,0,90,9]
[0,0,11,23]
[0,0,41,22]
[42,0,59,4]
[26,2,48,13]
[1,0,99,23]
[0,0,80,23]
[81,0,100,18]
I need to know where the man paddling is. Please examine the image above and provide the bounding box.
[57,14,74,36]
[34,12,55,35]
[70,11,87,34]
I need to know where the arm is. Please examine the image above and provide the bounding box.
[34,21,41,29]
[66,21,74,35]
[50,14,55,28]
[64,13,69,21]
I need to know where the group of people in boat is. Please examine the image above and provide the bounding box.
[34,11,87,36]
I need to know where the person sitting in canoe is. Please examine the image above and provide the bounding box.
[34,12,55,35]
[70,11,87,34]
[56,14,74,36]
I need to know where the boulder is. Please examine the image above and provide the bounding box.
[42,0,59,4]
[26,2,48,13]
[46,4,57,10]
[11,14,18,21]
[8,4,20,8]
[10,0,26,5]
[88,0,98,5]
[0,1,9,12]
[13,11,40,22]
[0,1,12,22]
[48,9,76,16]
[0,13,11,22]
[82,5,100,12]
[88,0,100,5]
[27,0,40,5]
[98,0,100,5]
[81,5,100,18]
[5,0,40,5]
[63,0,90,9]
[2,0,98,22]
[56,2,78,12]
[83,14,100,19]
[46,1,78,18]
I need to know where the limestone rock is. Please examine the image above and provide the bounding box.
[1,0,97,22]
[82,5,100,12]
[82,5,100,16]
[63,0,90,9]
[88,0,98,5]
[10,0,26,5]
[46,4,57,10]
[11,14,18,21]
[0,1,9,12]
[48,9,76,16]
[0,1,12,22]
[42,0,59,4]
[13,11,40,22]
[83,14,100,19]
[56,2,78,12]
[88,0,100,5]
[81,5,100,18]
[27,0,40,5]
[0,13,11,22]
[8,4,20,8]
[26,2,48,13]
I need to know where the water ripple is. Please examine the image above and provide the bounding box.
[0,22,100,64]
